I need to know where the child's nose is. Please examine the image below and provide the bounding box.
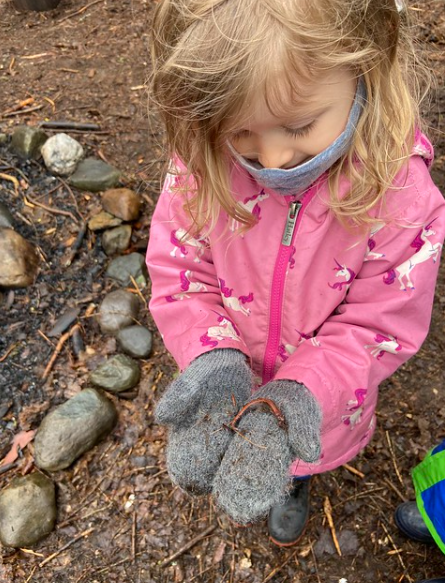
[257,139,295,169]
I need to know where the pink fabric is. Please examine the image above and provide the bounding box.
[146,133,445,477]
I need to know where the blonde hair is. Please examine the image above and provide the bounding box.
[149,0,430,233]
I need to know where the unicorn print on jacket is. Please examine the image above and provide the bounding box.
[170,228,208,262]
[277,331,321,362]
[200,313,241,347]
[364,333,402,360]
[383,221,442,291]
[229,190,269,232]
[165,270,208,302]
[328,259,356,291]
[364,223,385,261]
[219,279,254,316]
[342,388,367,429]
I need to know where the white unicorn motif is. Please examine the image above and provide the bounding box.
[219,279,253,317]
[364,333,402,360]
[364,222,385,262]
[383,221,442,291]
[170,228,207,263]
[200,315,241,347]
[165,270,208,302]
[342,388,367,429]
[229,191,269,232]
[328,259,356,291]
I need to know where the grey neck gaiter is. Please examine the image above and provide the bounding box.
[229,78,367,197]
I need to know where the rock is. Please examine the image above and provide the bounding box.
[41,133,84,176]
[34,388,118,472]
[69,158,121,192]
[102,225,132,255]
[0,202,14,229]
[105,252,147,287]
[10,126,47,159]
[88,211,122,232]
[0,473,56,547]
[117,325,152,358]
[0,227,40,288]
[102,188,141,221]
[98,289,139,335]
[90,354,140,393]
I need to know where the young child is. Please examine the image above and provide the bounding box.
[146,0,445,546]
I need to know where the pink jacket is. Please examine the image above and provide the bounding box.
[146,132,445,477]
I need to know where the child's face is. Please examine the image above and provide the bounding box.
[229,68,357,170]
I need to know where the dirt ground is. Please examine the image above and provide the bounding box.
[0,1,445,582]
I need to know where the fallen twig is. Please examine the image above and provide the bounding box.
[42,324,80,380]
[39,120,101,132]
[1,105,44,118]
[380,520,413,582]
[65,222,87,266]
[129,275,146,305]
[386,431,405,488]
[57,0,106,24]
[158,524,216,568]
[383,477,408,503]
[39,527,96,568]
[24,193,79,225]
[323,496,341,556]
[0,341,20,363]
[262,548,299,583]
[342,463,365,479]
[0,172,20,195]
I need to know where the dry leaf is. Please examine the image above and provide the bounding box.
[0,430,36,466]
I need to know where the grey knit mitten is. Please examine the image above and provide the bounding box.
[212,380,322,524]
[155,349,253,495]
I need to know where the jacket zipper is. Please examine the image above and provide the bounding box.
[262,199,304,384]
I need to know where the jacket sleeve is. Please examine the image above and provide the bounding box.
[274,169,445,436]
[146,163,251,371]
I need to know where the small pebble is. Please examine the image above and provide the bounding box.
[0,473,56,547]
[98,289,139,335]
[90,354,140,393]
[34,389,118,471]
[117,325,152,358]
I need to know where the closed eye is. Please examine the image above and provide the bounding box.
[283,119,317,138]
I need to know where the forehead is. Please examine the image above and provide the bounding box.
[233,68,355,130]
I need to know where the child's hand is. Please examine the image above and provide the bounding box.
[155,349,253,495]
[211,381,322,524]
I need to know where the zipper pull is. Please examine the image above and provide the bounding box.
[281,201,301,246]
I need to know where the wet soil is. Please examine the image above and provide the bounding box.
[0,1,445,582]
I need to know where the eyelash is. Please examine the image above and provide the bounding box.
[233,120,317,140]
[284,120,317,138]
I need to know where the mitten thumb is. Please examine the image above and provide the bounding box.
[253,381,322,463]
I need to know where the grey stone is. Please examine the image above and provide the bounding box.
[98,289,139,335]
[105,252,147,287]
[117,325,152,359]
[41,133,84,176]
[0,202,14,229]
[102,188,141,221]
[34,389,118,472]
[90,354,140,393]
[88,211,122,232]
[0,227,40,288]
[0,473,56,547]
[10,126,47,159]
[102,225,132,256]
[69,158,121,192]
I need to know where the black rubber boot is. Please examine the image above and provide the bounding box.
[268,479,310,547]
[394,501,434,544]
